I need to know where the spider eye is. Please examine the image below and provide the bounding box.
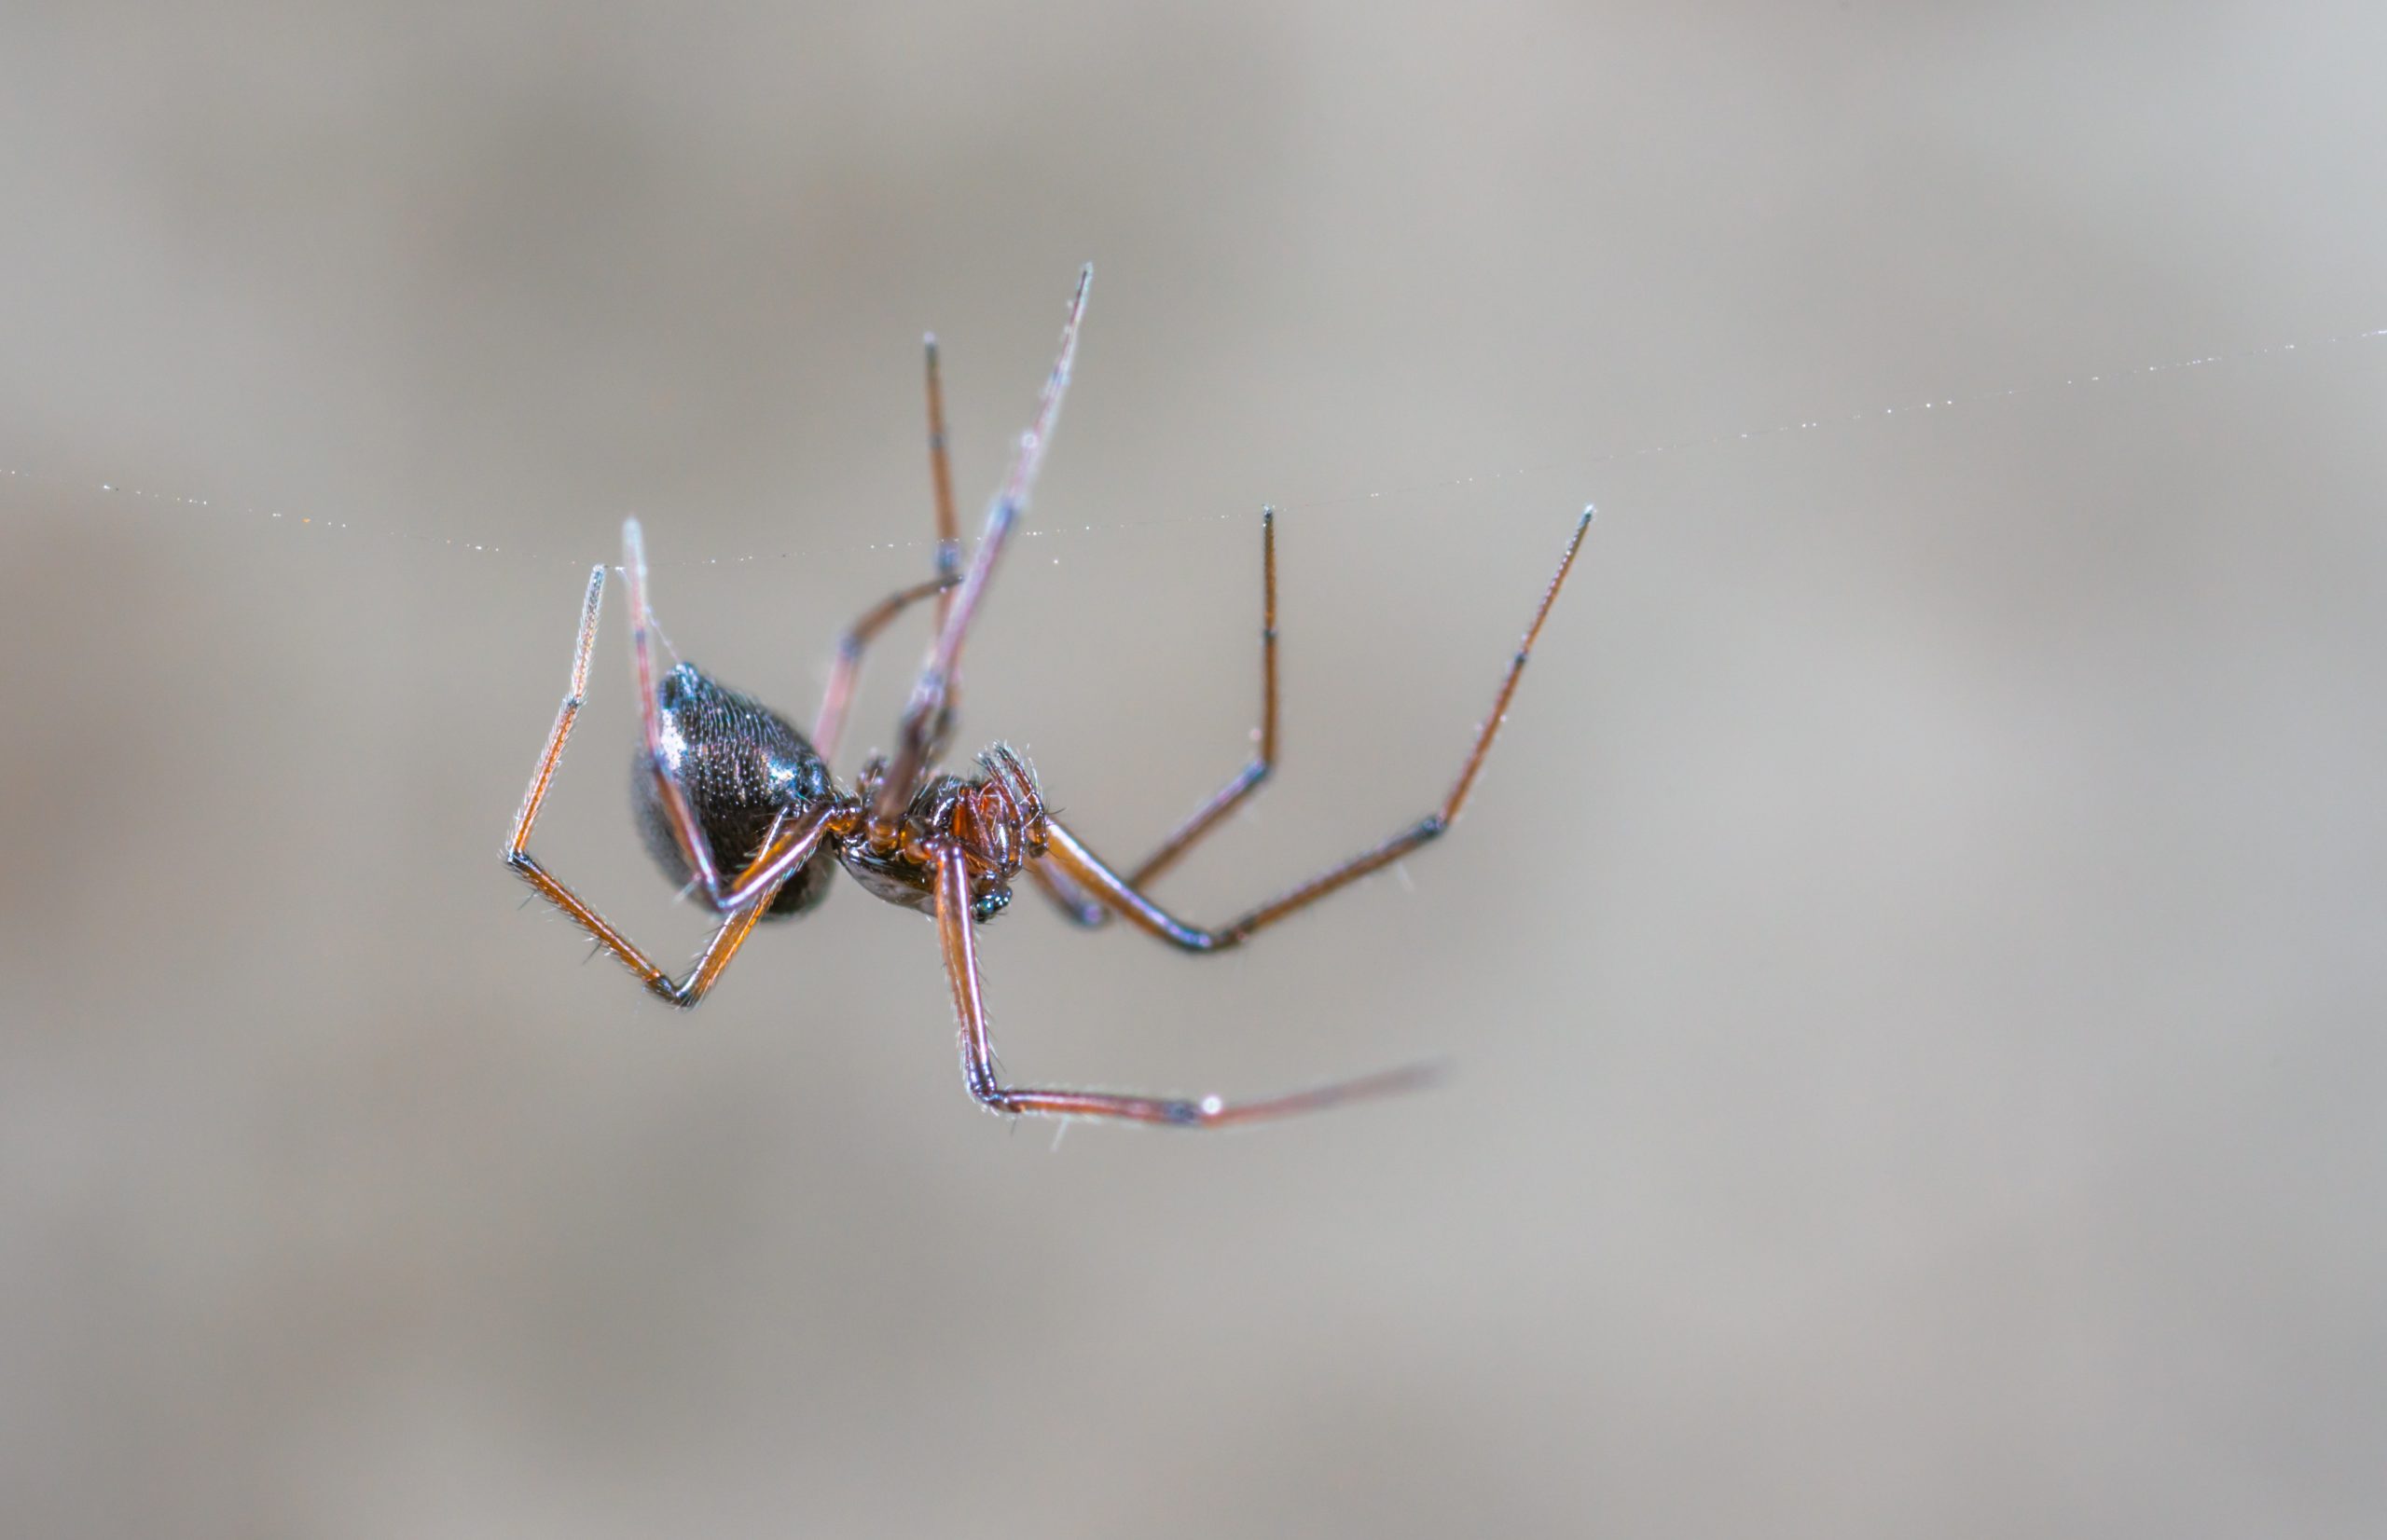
[972,888,1012,924]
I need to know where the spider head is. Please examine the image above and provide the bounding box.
[945,747,1047,920]
[837,748,1045,920]
[944,745,1042,872]
[948,778,1024,875]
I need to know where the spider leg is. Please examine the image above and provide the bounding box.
[1032,506,1594,954]
[504,561,829,1004]
[611,516,836,913]
[1027,504,1279,928]
[1025,857,1111,928]
[925,331,961,631]
[811,574,956,769]
[620,516,731,904]
[935,849,1437,1127]
[810,331,975,772]
[510,842,787,1007]
[873,265,1092,830]
[506,562,608,863]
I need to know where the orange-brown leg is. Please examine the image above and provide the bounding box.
[619,516,730,903]
[617,517,836,914]
[811,574,954,769]
[1028,504,1279,928]
[924,331,961,631]
[503,562,825,1006]
[874,266,1093,831]
[1025,857,1110,928]
[1034,506,1594,953]
[813,332,974,772]
[935,849,1436,1126]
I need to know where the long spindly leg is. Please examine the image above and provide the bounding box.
[934,850,1437,1126]
[812,574,955,769]
[1025,857,1111,928]
[1028,504,1280,929]
[509,846,781,1008]
[506,562,610,870]
[925,332,961,631]
[1033,505,1595,955]
[620,515,729,903]
[614,516,835,914]
[811,335,969,771]
[872,265,1094,832]
[504,562,829,1005]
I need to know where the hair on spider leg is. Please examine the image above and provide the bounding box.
[502,266,1596,1130]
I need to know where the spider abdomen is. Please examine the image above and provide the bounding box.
[630,663,839,917]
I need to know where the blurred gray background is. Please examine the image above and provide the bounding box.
[4,3,2384,1536]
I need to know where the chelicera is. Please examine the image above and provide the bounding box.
[504,266,1594,1128]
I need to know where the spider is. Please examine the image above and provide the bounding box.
[504,266,1594,1128]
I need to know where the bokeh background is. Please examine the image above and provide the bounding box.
[5,4,2384,1536]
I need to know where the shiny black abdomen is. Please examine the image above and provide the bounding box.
[630,663,839,918]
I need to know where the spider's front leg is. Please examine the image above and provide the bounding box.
[810,330,976,770]
[811,573,955,770]
[873,265,1092,831]
[933,849,1436,1127]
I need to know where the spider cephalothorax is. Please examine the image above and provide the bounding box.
[843,745,1044,923]
[504,266,1594,1128]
